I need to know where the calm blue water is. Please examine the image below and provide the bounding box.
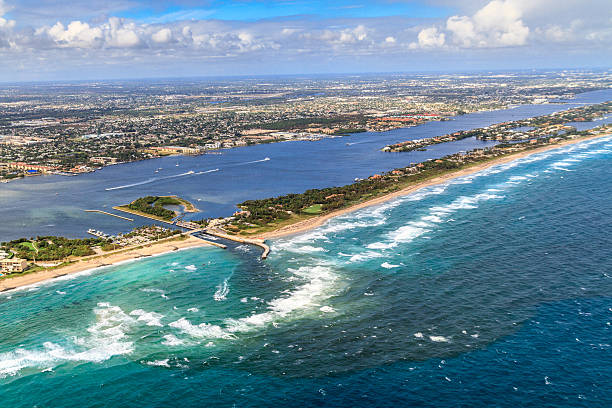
[1,89,610,241]
[1,134,611,407]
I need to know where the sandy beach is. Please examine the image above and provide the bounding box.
[0,235,209,292]
[1,132,609,292]
[259,132,611,240]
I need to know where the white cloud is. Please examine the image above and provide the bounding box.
[152,28,172,43]
[0,0,610,78]
[0,0,10,16]
[445,16,475,47]
[434,0,530,48]
[105,17,140,48]
[39,17,141,48]
[416,27,445,48]
[0,0,15,31]
[47,21,103,47]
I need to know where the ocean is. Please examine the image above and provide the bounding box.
[1,133,611,407]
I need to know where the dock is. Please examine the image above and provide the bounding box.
[85,209,134,222]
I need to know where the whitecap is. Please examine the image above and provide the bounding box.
[381,262,400,269]
[146,359,170,367]
[161,334,185,346]
[388,225,428,243]
[140,288,169,299]
[366,242,396,250]
[349,251,385,263]
[429,335,450,342]
[0,303,136,379]
[168,318,236,340]
[129,309,164,327]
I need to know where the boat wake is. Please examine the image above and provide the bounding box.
[227,157,271,167]
[105,168,219,191]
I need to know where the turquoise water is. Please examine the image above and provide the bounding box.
[1,135,612,407]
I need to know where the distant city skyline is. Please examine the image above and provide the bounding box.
[0,0,610,82]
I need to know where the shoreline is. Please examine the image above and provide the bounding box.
[0,235,210,293]
[0,98,588,185]
[257,132,611,240]
[1,132,609,291]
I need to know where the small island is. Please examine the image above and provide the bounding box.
[114,195,199,222]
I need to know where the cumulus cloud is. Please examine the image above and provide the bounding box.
[152,27,172,43]
[46,21,103,47]
[415,0,529,49]
[418,27,445,48]
[0,0,15,30]
[38,17,142,48]
[0,0,610,78]
[0,0,16,49]
[105,17,140,48]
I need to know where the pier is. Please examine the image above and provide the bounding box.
[85,210,134,222]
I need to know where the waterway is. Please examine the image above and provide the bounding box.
[0,89,610,241]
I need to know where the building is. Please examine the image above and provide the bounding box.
[89,157,118,166]
[0,258,28,274]
[147,146,202,155]
[1,162,57,173]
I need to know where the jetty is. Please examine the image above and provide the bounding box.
[189,232,228,249]
[204,229,270,259]
[85,210,134,222]
[112,206,176,225]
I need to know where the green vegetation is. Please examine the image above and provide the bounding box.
[120,195,198,221]
[1,236,105,261]
[259,116,366,131]
[384,101,612,152]
[125,196,179,220]
[303,204,323,214]
[19,241,37,252]
[229,125,609,235]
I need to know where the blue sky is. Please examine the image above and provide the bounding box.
[120,1,454,23]
[0,0,610,81]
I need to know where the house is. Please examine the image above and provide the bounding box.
[0,258,28,274]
